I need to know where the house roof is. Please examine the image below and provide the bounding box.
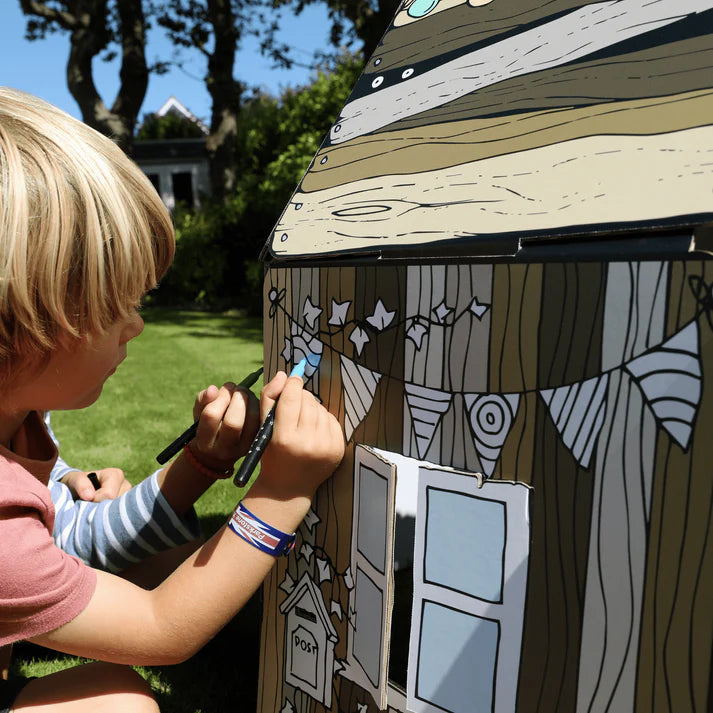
[133,138,207,162]
[157,96,209,135]
[263,2,713,262]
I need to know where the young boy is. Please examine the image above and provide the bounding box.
[0,87,345,712]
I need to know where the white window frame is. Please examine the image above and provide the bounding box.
[342,445,396,710]
[407,466,531,713]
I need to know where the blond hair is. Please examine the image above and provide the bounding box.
[0,87,174,380]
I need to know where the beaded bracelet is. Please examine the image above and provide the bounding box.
[182,443,233,480]
[227,501,296,557]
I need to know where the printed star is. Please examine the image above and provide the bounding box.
[333,659,347,675]
[281,339,292,364]
[356,703,368,713]
[279,572,295,595]
[366,299,396,331]
[329,299,351,326]
[470,296,490,320]
[349,326,370,356]
[330,600,343,621]
[300,542,314,564]
[303,297,323,330]
[433,300,453,324]
[302,507,320,533]
[280,700,295,713]
[317,557,332,583]
[343,567,354,590]
[406,320,429,349]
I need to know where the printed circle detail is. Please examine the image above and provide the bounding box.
[467,395,515,447]
[280,233,288,242]
[320,156,328,164]
[372,76,384,89]
[402,68,414,79]
[374,58,382,66]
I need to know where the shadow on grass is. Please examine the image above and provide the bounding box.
[142,307,263,343]
[146,592,262,713]
[13,594,262,713]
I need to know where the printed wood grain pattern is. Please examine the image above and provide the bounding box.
[332,0,712,143]
[367,33,713,132]
[302,90,713,194]
[515,262,604,713]
[635,260,713,713]
[487,264,541,481]
[576,262,669,713]
[273,126,713,257]
[366,0,610,73]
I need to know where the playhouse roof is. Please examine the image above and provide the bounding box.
[264,1,713,263]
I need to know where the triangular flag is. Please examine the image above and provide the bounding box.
[404,382,453,458]
[540,374,609,468]
[625,320,701,450]
[463,393,520,476]
[340,356,382,441]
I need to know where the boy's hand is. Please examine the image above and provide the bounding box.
[257,370,345,500]
[190,382,260,472]
[62,468,132,502]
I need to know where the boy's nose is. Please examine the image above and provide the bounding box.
[122,311,144,343]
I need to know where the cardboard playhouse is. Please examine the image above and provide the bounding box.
[254,2,713,712]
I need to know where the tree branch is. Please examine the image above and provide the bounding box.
[19,0,78,30]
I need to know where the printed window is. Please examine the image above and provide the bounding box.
[342,445,396,710]
[407,468,531,713]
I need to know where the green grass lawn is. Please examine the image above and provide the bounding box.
[12,307,266,713]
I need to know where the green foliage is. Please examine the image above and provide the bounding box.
[136,111,206,140]
[152,203,230,309]
[243,52,363,211]
[154,53,364,312]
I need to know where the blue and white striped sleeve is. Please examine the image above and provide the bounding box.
[44,412,78,483]
[50,470,202,572]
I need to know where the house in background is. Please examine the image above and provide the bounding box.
[133,96,211,210]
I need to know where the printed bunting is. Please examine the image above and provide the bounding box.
[463,393,520,476]
[404,383,453,458]
[540,374,609,469]
[293,306,702,469]
[340,356,382,440]
[625,320,701,450]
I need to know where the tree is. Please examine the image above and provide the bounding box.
[19,0,151,154]
[273,0,400,60]
[154,54,362,311]
[155,0,261,201]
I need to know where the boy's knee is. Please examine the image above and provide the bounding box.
[87,663,158,712]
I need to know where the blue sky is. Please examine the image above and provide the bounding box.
[1,2,335,124]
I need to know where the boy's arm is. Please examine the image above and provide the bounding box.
[50,473,202,572]
[31,371,345,665]
[49,383,258,570]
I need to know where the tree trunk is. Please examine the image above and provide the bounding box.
[20,0,148,155]
[342,0,399,60]
[205,0,242,201]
